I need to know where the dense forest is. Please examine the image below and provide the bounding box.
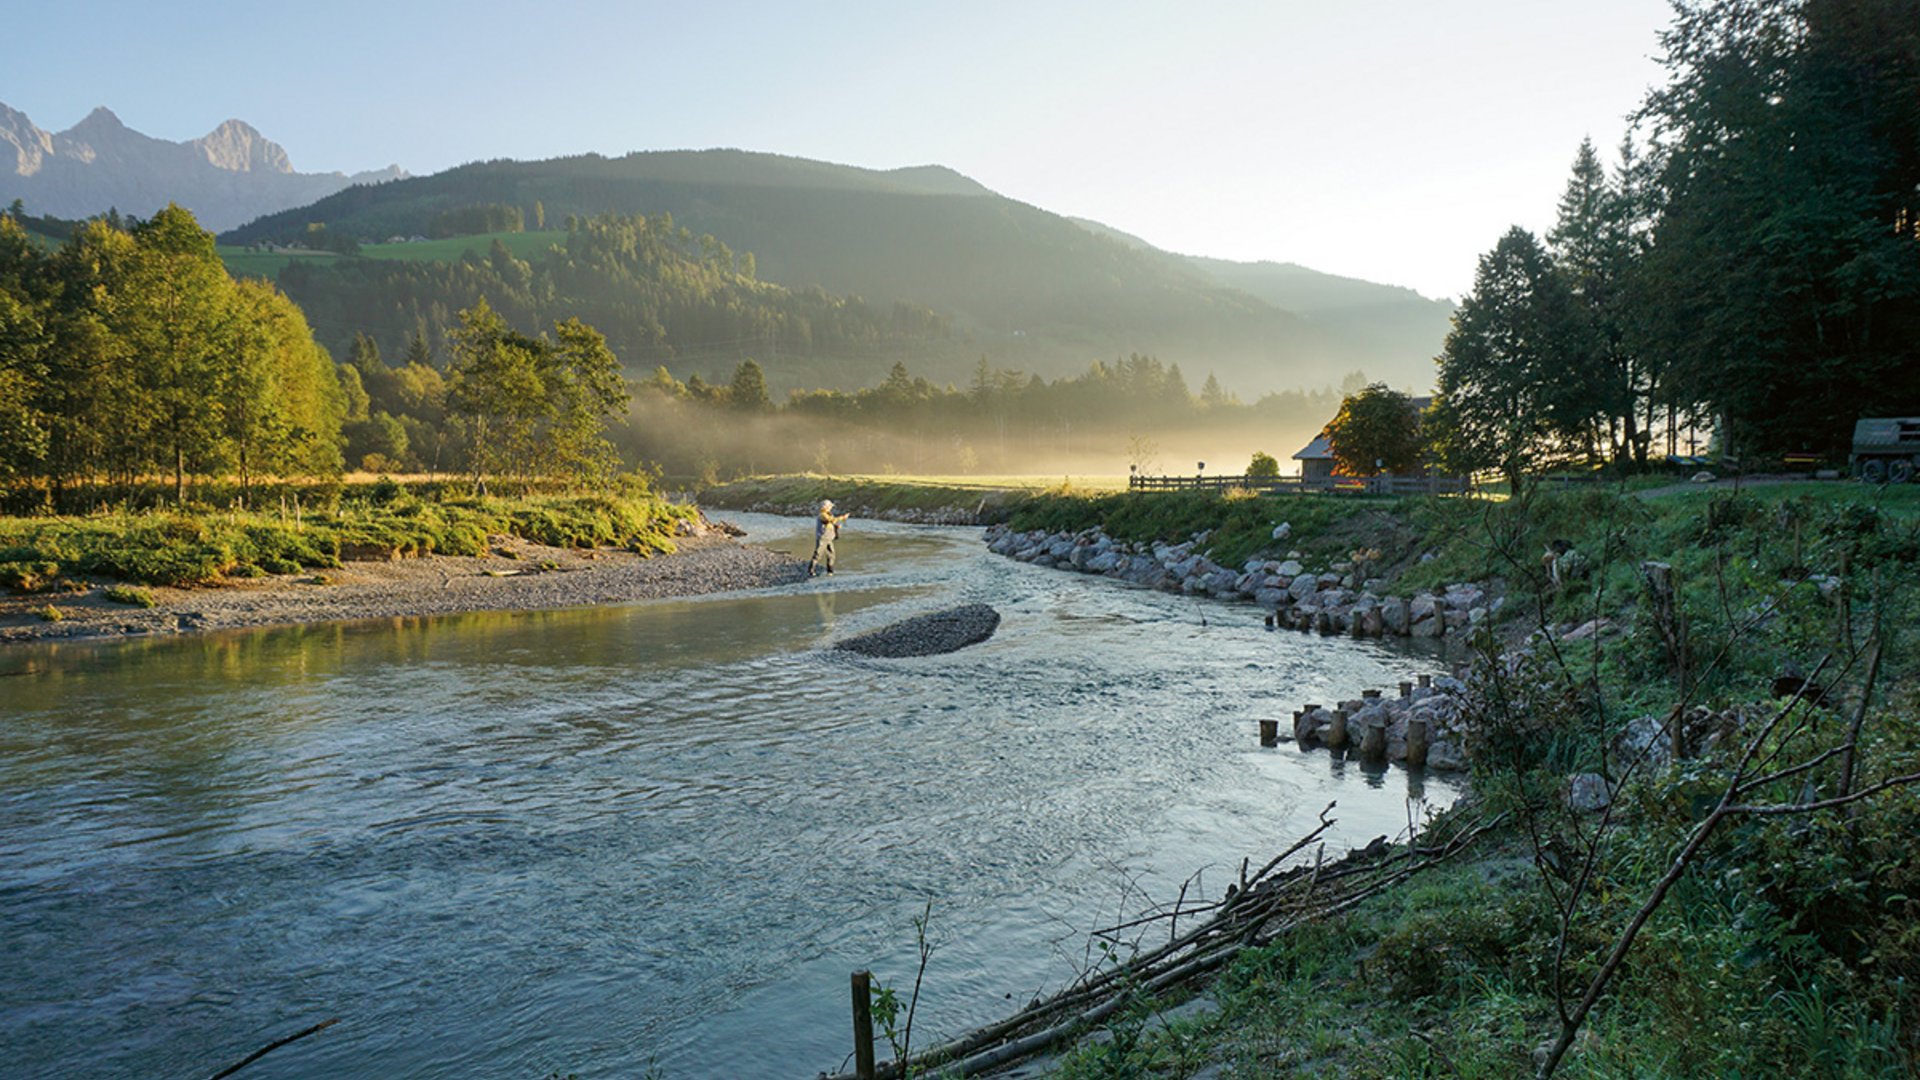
[1429,0,1920,471]
[274,212,956,390]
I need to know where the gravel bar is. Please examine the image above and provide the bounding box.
[834,603,1002,658]
[1,533,807,646]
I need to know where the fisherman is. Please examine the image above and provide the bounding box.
[808,499,850,577]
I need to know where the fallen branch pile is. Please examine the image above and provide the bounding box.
[820,805,1503,1080]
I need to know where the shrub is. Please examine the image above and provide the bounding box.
[0,559,59,592]
[103,585,156,607]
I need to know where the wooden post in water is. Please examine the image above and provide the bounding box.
[851,969,875,1080]
[1326,709,1350,750]
[1418,673,1432,689]
[1406,717,1430,768]
[1399,680,1413,699]
[1360,719,1387,763]
[1362,689,1382,702]
[1259,719,1279,747]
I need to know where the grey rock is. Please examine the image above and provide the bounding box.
[1276,559,1304,578]
[1568,773,1613,812]
[1426,739,1468,770]
[1381,597,1409,635]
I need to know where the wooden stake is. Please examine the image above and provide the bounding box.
[1327,709,1350,751]
[852,970,875,1080]
[1259,719,1279,747]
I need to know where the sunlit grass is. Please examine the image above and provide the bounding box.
[359,230,566,262]
[815,473,1130,492]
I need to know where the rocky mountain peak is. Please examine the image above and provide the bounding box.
[0,99,404,230]
[69,106,127,134]
[196,118,292,174]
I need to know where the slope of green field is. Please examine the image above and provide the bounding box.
[216,246,342,278]
[217,231,566,279]
[359,230,566,262]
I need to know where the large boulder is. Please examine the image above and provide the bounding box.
[1288,574,1319,602]
[1276,559,1304,578]
[1381,597,1410,635]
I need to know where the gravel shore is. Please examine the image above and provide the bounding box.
[834,603,1002,657]
[0,532,806,646]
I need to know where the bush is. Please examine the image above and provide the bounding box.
[0,559,59,592]
[103,585,155,607]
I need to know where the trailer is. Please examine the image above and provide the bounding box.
[1851,417,1920,483]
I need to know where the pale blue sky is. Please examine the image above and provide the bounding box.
[7,0,1673,298]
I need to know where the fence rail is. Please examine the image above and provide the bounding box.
[1127,473,1471,496]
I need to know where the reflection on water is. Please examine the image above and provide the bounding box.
[0,514,1459,1079]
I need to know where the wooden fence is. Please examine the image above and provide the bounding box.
[1127,473,1472,496]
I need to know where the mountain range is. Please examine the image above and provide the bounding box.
[0,102,405,232]
[5,105,1453,393]
[227,149,1454,390]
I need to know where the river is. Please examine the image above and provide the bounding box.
[0,514,1461,1078]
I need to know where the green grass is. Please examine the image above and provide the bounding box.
[102,585,155,607]
[1026,477,1920,1075]
[216,231,566,280]
[699,473,1126,519]
[215,246,344,279]
[0,487,695,588]
[359,230,566,263]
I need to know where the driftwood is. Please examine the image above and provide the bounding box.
[820,806,1502,1080]
[205,1017,338,1080]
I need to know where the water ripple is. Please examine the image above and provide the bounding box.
[0,515,1459,1079]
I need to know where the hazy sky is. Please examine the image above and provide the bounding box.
[7,0,1673,298]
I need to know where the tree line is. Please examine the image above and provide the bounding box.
[0,205,638,508]
[0,205,344,503]
[1427,0,1919,481]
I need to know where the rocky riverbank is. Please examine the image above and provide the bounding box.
[0,527,804,646]
[985,523,1500,640]
[1281,674,1472,771]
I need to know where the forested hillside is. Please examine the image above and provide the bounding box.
[221,150,1412,392]
[273,213,955,390]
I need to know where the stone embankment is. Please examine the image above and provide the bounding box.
[984,523,1499,640]
[1280,674,1471,771]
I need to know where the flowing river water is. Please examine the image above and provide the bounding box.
[0,514,1461,1079]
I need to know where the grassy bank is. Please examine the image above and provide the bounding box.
[698,473,1126,520]
[0,485,695,590]
[982,480,1920,1077]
